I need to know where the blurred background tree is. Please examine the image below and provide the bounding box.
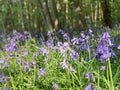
[0,0,120,33]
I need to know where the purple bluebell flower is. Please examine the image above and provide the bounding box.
[59,42,69,54]
[30,60,36,68]
[23,61,30,72]
[109,48,116,58]
[13,30,17,35]
[114,60,116,63]
[17,59,22,65]
[100,32,113,46]
[78,42,87,50]
[45,39,54,47]
[81,32,85,39]
[22,51,28,56]
[102,32,110,39]
[84,83,91,90]
[44,54,49,64]
[0,58,4,63]
[63,33,69,40]
[84,72,90,79]
[107,38,113,46]
[59,46,66,54]
[60,59,68,70]
[57,42,62,47]
[117,45,120,49]
[79,37,85,42]
[97,43,107,53]
[4,37,17,52]
[63,42,69,48]
[24,31,28,35]
[93,86,97,90]
[85,35,90,40]
[100,66,106,71]
[47,30,51,36]
[84,72,95,82]
[90,74,95,82]
[52,82,58,90]
[2,76,8,84]
[2,62,9,69]
[99,52,111,62]
[58,29,64,34]
[71,37,79,45]
[70,49,79,61]
[89,29,93,33]
[33,53,38,58]
[0,72,8,84]
[40,47,48,56]
[97,43,111,62]
[69,66,76,73]
[6,54,13,60]
[37,68,46,78]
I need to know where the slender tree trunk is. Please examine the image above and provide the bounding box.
[37,0,54,31]
[74,0,86,30]
[49,0,59,29]
[101,0,112,28]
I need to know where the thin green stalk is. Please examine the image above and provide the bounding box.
[108,59,114,90]
[98,69,99,89]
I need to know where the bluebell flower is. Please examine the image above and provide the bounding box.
[102,32,110,39]
[81,32,85,39]
[57,42,62,47]
[23,61,30,72]
[0,72,8,84]
[13,30,17,35]
[37,68,46,78]
[60,59,68,70]
[100,32,113,46]
[93,86,97,90]
[63,33,69,40]
[78,42,87,50]
[59,42,69,54]
[6,54,13,60]
[47,30,51,36]
[97,43,111,62]
[58,29,64,34]
[84,72,90,79]
[109,48,116,58]
[52,82,58,90]
[33,53,38,58]
[71,37,79,45]
[117,45,120,49]
[43,39,54,48]
[90,74,95,82]
[40,47,48,56]
[24,31,28,35]
[69,66,76,73]
[0,58,4,64]
[85,72,95,82]
[100,66,106,71]
[114,60,117,64]
[70,49,79,61]
[2,62,9,69]
[84,83,91,90]
[22,51,28,56]
[30,60,36,68]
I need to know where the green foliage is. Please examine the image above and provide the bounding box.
[0,0,119,32]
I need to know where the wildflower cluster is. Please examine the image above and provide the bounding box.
[0,28,120,89]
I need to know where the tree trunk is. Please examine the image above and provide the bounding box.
[74,0,86,30]
[37,0,54,31]
[101,0,112,28]
[49,0,59,29]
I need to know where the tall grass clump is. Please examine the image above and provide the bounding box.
[0,27,120,90]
